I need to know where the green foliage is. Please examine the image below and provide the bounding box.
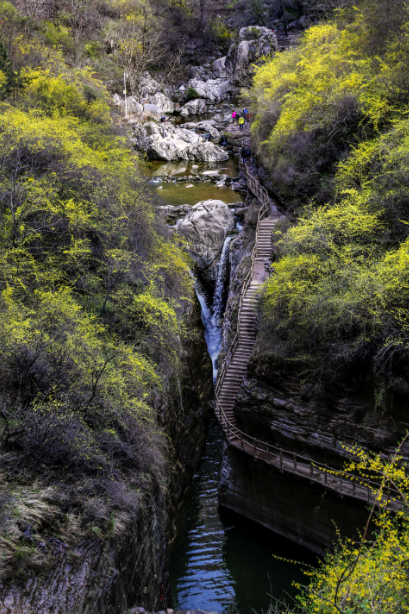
[293,440,409,613]
[0,0,195,580]
[185,85,201,101]
[255,1,409,405]
[249,2,409,208]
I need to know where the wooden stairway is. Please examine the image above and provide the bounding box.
[217,215,278,435]
[213,170,403,509]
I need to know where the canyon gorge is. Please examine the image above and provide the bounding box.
[1,1,408,613]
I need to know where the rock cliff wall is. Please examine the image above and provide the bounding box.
[219,444,371,555]
[0,299,213,614]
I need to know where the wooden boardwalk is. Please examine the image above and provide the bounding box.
[215,165,401,510]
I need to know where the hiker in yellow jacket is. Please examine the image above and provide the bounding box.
[238,115,245,131]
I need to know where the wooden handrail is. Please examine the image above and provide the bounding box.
[214,397,401,507]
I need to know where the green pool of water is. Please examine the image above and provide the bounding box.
[156,182,242,207]
[142,155,239,179]
[141,155,243,207]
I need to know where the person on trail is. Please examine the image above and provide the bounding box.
[241,145,246,164]
[246,147,251,162]
[246,111,251,124]
[232,110,237,124]
[238,115,245,131]
[243,108,248,117]
[160,116,166,123]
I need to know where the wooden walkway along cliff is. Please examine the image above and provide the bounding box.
[215,165,401,510]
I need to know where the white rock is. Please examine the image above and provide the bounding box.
[126,96,143,115]
[180,99,207,116]
[112,93,123,106]
[143,103,162,116]
[187,142,229,162]
[147,134,191,161]
[212,56,229,79]
[196,121,221,141]
[149,92,175,114]
[139,73,161,97]
[176,200,235,271]
[187,78,234,102]
[144,121,161,136]
[202,169,220,176]
[212,26,278,85]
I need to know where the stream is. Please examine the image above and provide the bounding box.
[142,118,315,614]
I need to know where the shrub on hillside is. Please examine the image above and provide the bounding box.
[184,85,201,101]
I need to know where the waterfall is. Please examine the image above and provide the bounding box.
[195,235,232,382]
[211,235,232,328]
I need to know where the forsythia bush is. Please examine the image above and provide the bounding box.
[0,0,193,579]
[295,441,409,613]
[255,0,409,405]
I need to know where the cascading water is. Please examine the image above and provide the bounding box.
[196,235,232,382]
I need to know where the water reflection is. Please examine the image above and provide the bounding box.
[170,419,315,614]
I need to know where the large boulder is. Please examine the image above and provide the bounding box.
[212,57,228,79]
[176,200,235,272]
[149,92,175,114]
[180,99,207,116]
[186,78,234,102]
[212,26,277,85]
[181,120,221,141]
[146,133,228,161]
[143,103,162,116]
[177,128,203,145]
[127,96,143,115]
[187,142,228,162]
[146,134,191,161]
[139,73,161,97]
[112,94,143,115]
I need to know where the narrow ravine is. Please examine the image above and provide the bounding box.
[171,187,313,613]
[140,108,315,614]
